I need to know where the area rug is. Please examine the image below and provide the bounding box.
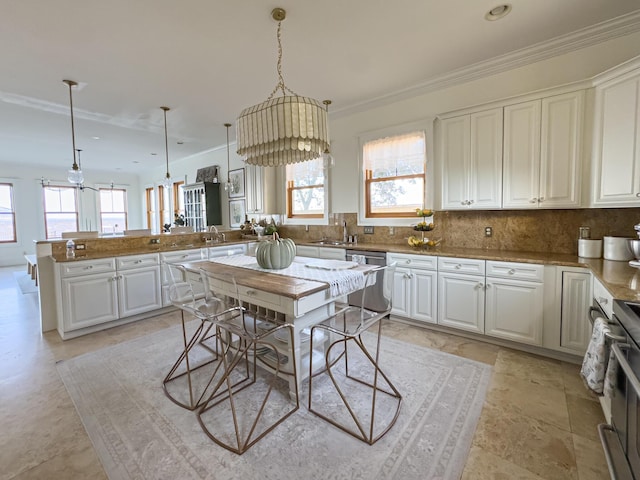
[57,322,492,480]
[13,271,37,294]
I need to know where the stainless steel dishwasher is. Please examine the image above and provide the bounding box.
[346,249,389,312]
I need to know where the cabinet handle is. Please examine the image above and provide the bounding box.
[538,197,544,203]
[529,198,538,204]
[405,259,411,264]
[485,283,491,289]
[476,282,484,289]
[508,269,516,275]
[460,201,466,206]
[84,265,93,270]
[403,273,411,279]
[246,290,256,296]
[455,264,462,269]
[599,297,609,305]
[468,199,474,205]
[135,259,142,264]
[636,193,640,197]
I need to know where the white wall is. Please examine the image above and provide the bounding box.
[0,162,141,266]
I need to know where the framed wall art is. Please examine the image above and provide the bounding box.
[229,199,246,228]
[228,168,245,198]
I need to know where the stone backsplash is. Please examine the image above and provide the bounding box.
[277,208,640,255]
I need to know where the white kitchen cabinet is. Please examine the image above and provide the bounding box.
[592,66,640,206]
[503,91,583,208]
[116,253,162,317]
[207,243,247,259]
[485,261,544,345]
[160,249,206,306]
[295,245,346,260]
[59,270,119,333]
[245,165,276,214]
[440,108,503,209]
[438,257,486,333]
[560,270,592,353]
[388,253,437,324]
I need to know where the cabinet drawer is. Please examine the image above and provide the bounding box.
[208,244,247,259]
[296,245,319,258]
[593,277,613,319]
[438,256,485,275]
[238,284,282,309]
[486,261,543,282]
[160,249,204,264]
[117,253,159,270]
[387,253,437,270]
[59,258,116,278]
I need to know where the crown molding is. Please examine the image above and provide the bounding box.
[333,10,640,119]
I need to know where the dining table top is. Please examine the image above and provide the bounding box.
[181,257,374,301]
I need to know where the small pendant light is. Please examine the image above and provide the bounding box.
[161,106,172,188]
[64,79,84,185]
[223,123,234,194]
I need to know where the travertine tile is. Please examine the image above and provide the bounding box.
[562,361,600,402]
[566,394,605,441]
[573,433,610,480]
[473,402,578,480]
[461,445,546,480]
[493,348,565,389]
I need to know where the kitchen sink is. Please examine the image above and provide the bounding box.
[311,240,347,246]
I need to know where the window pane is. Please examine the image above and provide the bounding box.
[0,214,15,241]
[46,213,78,239]
[292,187,324,215]
[59,188,77,211]
[101,213,126,233]
[364,131,425,179]
[369,178,424,214]
[286,158,324,187]
[0,184,13,210]
[0,184,15,242]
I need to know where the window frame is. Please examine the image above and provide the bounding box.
[358,119,435,227]
[284,158,328,225]
[0,182,17,243]
[42,184,79,239]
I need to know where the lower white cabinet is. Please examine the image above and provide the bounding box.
[388,253,437,324]
[160,248,206,306]
[57,253,162,336]
[560,269,592,353]
[296,245,346,260]
[438,272,486,333]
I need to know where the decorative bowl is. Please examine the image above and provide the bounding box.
[629,239,640,260]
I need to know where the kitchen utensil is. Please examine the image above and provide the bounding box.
[578,239,602,258]
[604,236,634,261]
[628,239,640,260]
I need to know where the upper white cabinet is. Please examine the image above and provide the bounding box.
[245,165,276,215]
[503,91,584,208]
[441,108,503,209]
[592,66,640,206]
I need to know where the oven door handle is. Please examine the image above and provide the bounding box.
[612,343,640,398]
[589,306,602,324]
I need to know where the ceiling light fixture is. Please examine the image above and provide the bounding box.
[63,79,84,185]
[161,106,172,188]
[322,100,335,169]
[236,7,329,167]
[485,4,512,21]
[223,123,234,194]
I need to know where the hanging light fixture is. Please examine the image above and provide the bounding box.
[161,106,172,188]
[223,123,234,193]
[322,100,335,169]
[63,79,84,185]
[236,7,329,167]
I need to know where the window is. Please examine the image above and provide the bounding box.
[158,185,170,232]
[99,188,127,234]
[286,158,325,218]
[173,181,185,225]
[43,185,78,239]
[363,131,426,218]
[0,183,16,243]
[145,187,157,232]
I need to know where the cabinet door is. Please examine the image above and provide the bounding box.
[469,108,503,209]
[593,75,640,205]
[318,247,346,260]
[391,267,411,318]
[61,272,119,331]
[438,273,484,333]
[539,91,583,208]
[503,100,541,208]
[440,115,471,209]
[117,266,162,317]
[245,165,263,214]
[560,271,592,353]
[411,269,437,324]
[485,277,543,345]
[296,245,320,258]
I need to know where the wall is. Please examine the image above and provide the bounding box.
[0,163,141,266]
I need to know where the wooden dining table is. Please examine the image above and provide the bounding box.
[180,255,375,397]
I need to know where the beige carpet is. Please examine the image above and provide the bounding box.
[57,321,492,480]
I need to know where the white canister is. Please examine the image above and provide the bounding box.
[578,239,602,258]
[603,236,634,261]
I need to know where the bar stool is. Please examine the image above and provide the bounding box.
[162,262,242,410]
[308,264,402,445]
[196,268,299,455]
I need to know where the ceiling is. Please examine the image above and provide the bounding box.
[2,0,640,175]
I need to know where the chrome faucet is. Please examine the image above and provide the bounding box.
[343,221,348,243]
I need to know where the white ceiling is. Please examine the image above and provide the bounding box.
[2,0,639,175]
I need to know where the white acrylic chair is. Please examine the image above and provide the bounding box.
[307,263,402,445]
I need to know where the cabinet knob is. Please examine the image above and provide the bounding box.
[405,259,411,264]
[246,290,256,296]
[476,282,484,289]
[636,193,640,197]
[468,199,474,205]
[508,269,516,275]
[84,265,93,270]
[538,197,544,203]
[529,198,538,204]
[460,201,466,206]
[485,283,491,289]
[599,297,608,305]
[455,264,462,269]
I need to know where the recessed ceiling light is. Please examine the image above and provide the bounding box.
[485,4,512,21]
[150,153,157,156]
[92,136,100,140]
[177,141,184,145]
[133,161,140,164]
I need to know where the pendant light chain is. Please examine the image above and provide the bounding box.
[67,82,78,169]
[266,16,299,100]
[162,106,170,180]
[225,123,234,193]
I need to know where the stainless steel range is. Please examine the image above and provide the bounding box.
[599,299,640,480]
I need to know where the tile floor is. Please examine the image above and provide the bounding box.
[0,266,608,479]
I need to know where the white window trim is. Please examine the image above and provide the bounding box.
[357,118,435,227]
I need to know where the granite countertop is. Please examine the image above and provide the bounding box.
[50,237,640,303]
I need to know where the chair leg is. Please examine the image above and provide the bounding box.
[162,311,220,411]
[308,321,402,445]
